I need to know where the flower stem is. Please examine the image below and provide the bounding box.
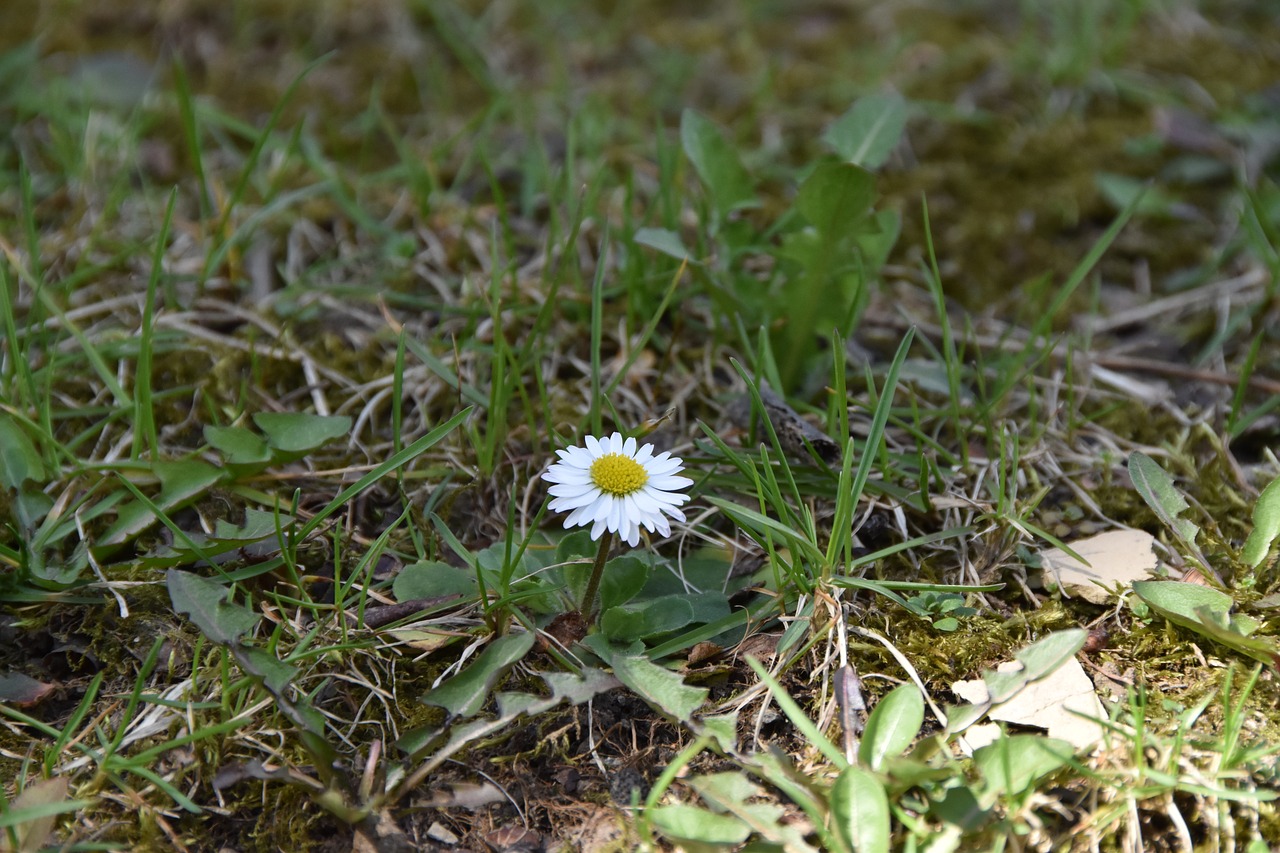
[581,533,613,619]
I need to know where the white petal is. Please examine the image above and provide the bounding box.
[648,475,693,491]
[590,518,607,540]
[585,435,604,456]
[629,490,662,514]
[633,443,654,464]
[623,435,637,456]
[652,514,671,537]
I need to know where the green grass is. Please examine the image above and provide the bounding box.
[2,1,1280,850]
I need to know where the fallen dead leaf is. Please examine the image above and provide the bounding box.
[953,657,1106,750]
[1038,529,1160,604]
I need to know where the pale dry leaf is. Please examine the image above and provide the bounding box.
[953,658,1106,750]
[1038,529,1159,604]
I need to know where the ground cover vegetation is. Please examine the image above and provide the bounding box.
[2,1,1280,850]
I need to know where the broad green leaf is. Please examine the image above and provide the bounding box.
[1013,628,1089,682]
[204,425,271,466]
[860,683,924,771]
[634,226,696,263]
[156,458,225,502]
[393,560,477,601]
[823,93,909,169]
[701,712,739,753]
[931,783,989,831]
[1242,475,1280,568]
[975,735,1074,799]
[418,632,536,719]
[1128,451,1200,547]
[649,804,750,845]
[0,414,45,488]
[984,629,1086,704]
[691,771,765,811]
[141,508,290,570]
[1133,581,1280,666]
[167,570,259,644]
[101,459,226,546]
[681,109,757,218]
[605,648,708,723]
[1096,173,1176,217]
[600,597,688,643]
[830,765,890,853]
[1134,580,1234,631]
[689,773,812,848]
[253,412,352,454]
[555,529,596,563]
[598,555,650,612]
[601,592,729,643]
[796,162,875,239]
[856,208,901,271]
[237,645,300,695]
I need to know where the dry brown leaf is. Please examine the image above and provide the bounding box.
[953,657,1106,750]
[1038,529,1159,604]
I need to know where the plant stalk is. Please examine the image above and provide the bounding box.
[581,532,613,619]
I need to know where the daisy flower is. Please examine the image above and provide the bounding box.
[542,432,692,547]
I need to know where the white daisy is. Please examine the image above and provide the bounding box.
[542,432,693,547]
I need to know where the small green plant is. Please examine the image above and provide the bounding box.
[640,95,908,392]
[1127,450,1280,664]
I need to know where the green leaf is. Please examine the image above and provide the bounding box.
[237,645,300,695]
[1243,475,1280,568]
[1128,451,1201,548]
[598,555,651,612]
[253,412,352,454]
[167,570,259,644]
[634,227,696,263]
[796,162,875,239]
[823,93,909,169]
[974,735,1074,799]
[701,712,739,753]
[1096,173,1177,217]
[1133,581,1280,666]
[141,508,290,570]
[204,425,271,466]
[984,629,1087,704]
[0,414,45,488]
[649,804,751,845]
[600,592,729,643]
[418,632,536,719]
[101,459,227,547]
[860,683,924,771]
[393,560,477,601]
[830,765,890,853]
[602,596,692,641]
[681,109,757,219]
[599,646,708,723]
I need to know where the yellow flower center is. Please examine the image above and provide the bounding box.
[589,453,649,496]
